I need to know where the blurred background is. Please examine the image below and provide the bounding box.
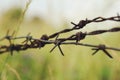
[0,0,120,80]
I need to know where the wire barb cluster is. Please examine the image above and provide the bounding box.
[0,15,120,58]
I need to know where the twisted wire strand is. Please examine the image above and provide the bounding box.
[0,15,120,58]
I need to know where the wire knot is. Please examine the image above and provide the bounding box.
[92,44,113,58]
[75,32,86,44]
[72,18,92,30]
[39,34,49,47]
[8,44,16,56]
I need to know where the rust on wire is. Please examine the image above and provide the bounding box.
[0,15,120,58]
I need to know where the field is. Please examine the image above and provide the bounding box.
[0,6,120,80]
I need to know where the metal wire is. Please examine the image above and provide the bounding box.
[0,15,120,58]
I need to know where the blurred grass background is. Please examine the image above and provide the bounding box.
[0,1,120,80]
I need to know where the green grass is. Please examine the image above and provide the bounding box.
[0,4,120,80]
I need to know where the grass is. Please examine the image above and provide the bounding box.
[0,2,120,80]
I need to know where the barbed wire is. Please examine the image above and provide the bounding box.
[49,14,120,38]
[0,15,120,58]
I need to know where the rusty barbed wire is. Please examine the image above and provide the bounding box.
[49,14,120,39]
[0,15,120,58]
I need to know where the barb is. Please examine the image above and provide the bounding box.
[0,30,15,44]
[92,44,113,58]
[0,15,120,58]
[50,34,64,56]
